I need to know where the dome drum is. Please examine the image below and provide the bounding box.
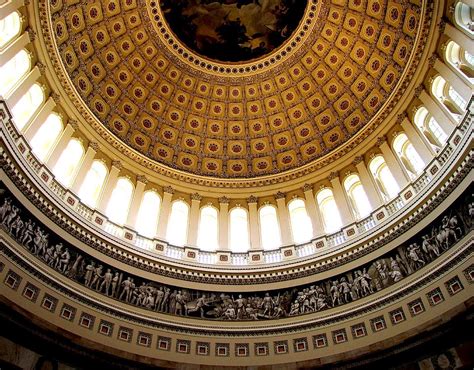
[0,0,473,368]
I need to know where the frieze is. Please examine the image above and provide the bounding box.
[1,232,472,337]
[1,184,472,322]
[0,105,472,284]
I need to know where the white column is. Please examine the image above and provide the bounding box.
[434,58,472,99]
[303,185,324,238]
[187,193,202,246]
[275,192,293,246]
[419,89,456,133]
[444,23,473,52]
[156,187,173,239]
[45,122,75,168]
[378,138,410,189]
[23,97,56,141]
[329,173,354,225]
[70,143,97,194]
[247,197,261,250]
[354,157,383,209]
[400,117,434,164]
[96,161,121,214]
[5,65,40,107]
[0,33,29,67]
[218,197,230,251]
[125,176,147,229]
[0,0,24,20]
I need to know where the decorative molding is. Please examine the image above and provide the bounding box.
[218,196,230,204]
[247,195,258,204]
[275,192,286,200]
[191,193,203,201]
[163,186,175,195]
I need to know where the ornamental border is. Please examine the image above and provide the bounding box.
[0,127,472,285]
[34,0,435,185]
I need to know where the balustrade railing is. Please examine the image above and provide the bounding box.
[327,230,346,247]
[295,243,316,258]
[1,99,471,267]
[356,215,376,233]
[263,249,282,264]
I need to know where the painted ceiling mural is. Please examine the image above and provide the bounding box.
[47,0,428,178]
[159,0,307,62]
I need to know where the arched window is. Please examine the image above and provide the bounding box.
[393,133,425,177]
[30,113,63,161]
[0,49,30,96]
[166,200,189,246]
[288,199,313,243]
[343,175,372,219]
[105,178,133,225]
[135,191,161,238]
[53,138,84,186]
[413,107,448,148]
[0,12,22,48]
[369,156,399,201]
[431,75,467,119]
[78,160,107,208]
[316,189,342,233]
[445,40,474,81]
[197,205,219,250]
[11,83,44,130]
[454,2,474,36]
[259,205,281,250]
[229,208,250,252]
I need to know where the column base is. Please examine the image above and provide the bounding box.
[38,166,53,186]
[15,137,30,157]
[64,191,79,210]
[313,237,327,249]
[184,246,199,262]
[281,246,296,260]
[216,251,232,265]
[373,206,389,224]
[249,251,263,264]
[91,211,106,229]
[401,185,416,204]
[122,226,136,243]
[343,224,358,239]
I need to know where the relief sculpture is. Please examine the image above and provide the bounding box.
[0,185,472,321]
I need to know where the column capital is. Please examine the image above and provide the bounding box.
[302,183,313,192]
[26,27,36,42]
[247,195,258,204]
[328,171,339,181]
[50,92,61,104]
[218,196,230,204]
[68,119,79,130]
[376,136,387,146]
[136,175,148,184]
[275,191,286,200]
[428,52,439,67]
[414,84,424,97]
[163,186,175,195]
[396,112,408,124]
[36,62,46,74]
[89,141,99,151]
[111,160,123,170]
[352,155,364,165]
[438,19,446,34]
[191,192,202,201]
